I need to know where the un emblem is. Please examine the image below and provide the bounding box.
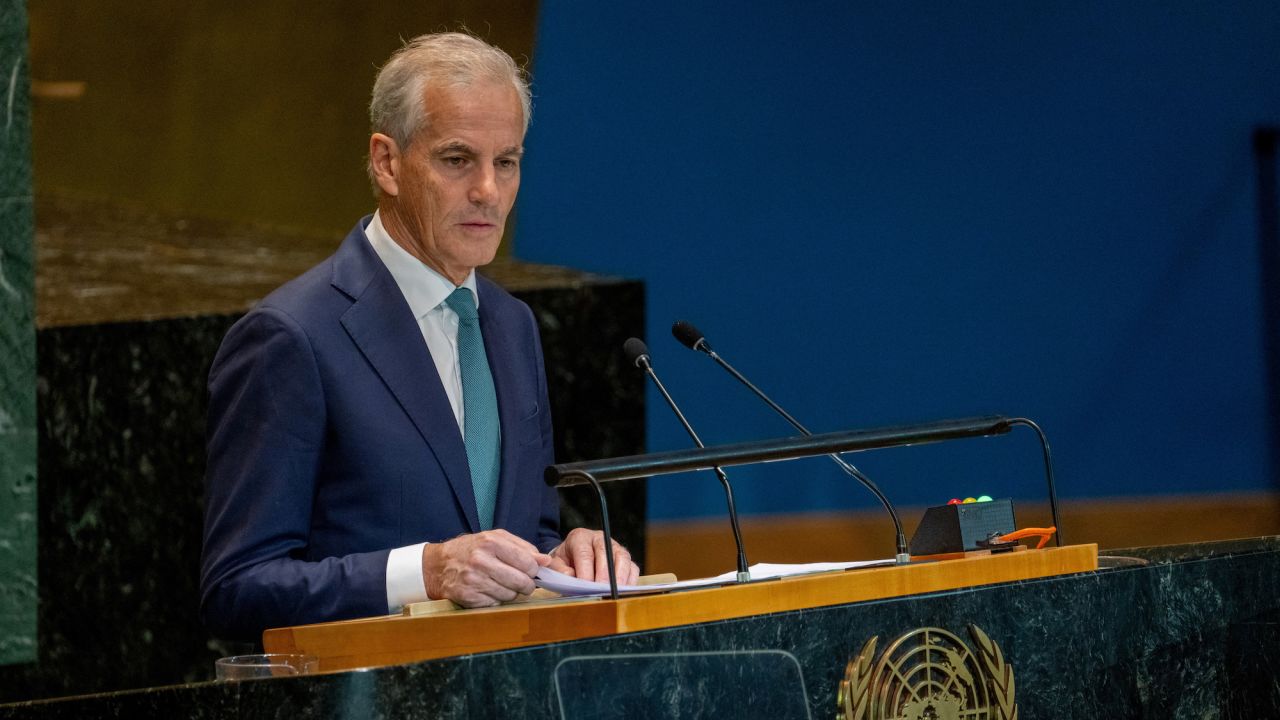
[836,625,1017,720]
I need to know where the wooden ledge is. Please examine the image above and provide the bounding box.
[263,544,1097,672]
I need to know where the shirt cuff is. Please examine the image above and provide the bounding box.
[386,542,429,612]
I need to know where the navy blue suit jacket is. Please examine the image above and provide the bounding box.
[200,218,561,641]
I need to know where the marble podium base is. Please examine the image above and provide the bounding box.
[1,537,1276,718]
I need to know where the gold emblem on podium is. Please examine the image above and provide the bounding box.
[836,625,1017,720]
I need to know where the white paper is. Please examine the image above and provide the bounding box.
[533,567,727,595]
[736,560,894,580]
[534,559,893,597]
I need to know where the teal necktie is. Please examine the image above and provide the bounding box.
[445,288,500,530]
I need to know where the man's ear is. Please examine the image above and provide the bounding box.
[369,133,401,197]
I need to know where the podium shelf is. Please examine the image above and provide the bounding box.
[262,543,1097,672]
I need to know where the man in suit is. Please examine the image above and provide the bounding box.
[200,32,637,642]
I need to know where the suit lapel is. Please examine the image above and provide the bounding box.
[478,280,525,531]
[332,223,481,534]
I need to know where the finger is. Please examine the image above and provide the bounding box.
[538,552,574,575]
[480,529,541,559]
[452,568,531,605]
[616,550,638,586]
[456,581,513,608]
[488,538,543,577]
[612,545,635,585]
[476,553,539,596]
[593,532,610,583]
[452,581,501,608]
[546,542,566,567]
[569,533,596,580]
[445,566,515,608]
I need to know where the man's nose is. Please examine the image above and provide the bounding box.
[468,165,499,206]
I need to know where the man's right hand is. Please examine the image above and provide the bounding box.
[420,530,551,607]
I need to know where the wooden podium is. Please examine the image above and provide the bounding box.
[263,544,1097,672]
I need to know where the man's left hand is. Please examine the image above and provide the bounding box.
[548,528,640,586]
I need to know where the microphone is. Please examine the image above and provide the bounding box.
[671,321,912,564]
[624,338,752,581]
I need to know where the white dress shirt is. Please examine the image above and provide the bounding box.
[364,211,479,612]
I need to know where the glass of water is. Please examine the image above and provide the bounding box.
[214,653,318,681]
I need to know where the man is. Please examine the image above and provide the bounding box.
[200,32,637,642]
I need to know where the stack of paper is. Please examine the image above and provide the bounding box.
[535,559,893,597]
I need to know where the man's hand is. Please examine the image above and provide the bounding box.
[548,528,640,586]
[421,530,551,607]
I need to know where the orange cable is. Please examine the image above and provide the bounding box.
[996,526,1057,550]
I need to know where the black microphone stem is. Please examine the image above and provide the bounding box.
[705,347,911,565]
[640,360,751,581]
[1008,417,1063,546]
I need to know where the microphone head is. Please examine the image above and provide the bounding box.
[671,320,711,353]
[622,337,651,368]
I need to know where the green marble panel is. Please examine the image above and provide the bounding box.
[0,0,36,666]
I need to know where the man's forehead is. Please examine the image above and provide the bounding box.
[422,79,521,113]
[418,82,524,140]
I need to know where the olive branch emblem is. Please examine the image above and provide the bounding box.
[836,636,877,720]
[968,624,1018,720]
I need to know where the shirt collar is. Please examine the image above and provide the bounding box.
[365,210,478,317]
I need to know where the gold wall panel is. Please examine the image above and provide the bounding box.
[28,2,539,242]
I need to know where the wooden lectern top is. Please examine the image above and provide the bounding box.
[263,544,1097,673]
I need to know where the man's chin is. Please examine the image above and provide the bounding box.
[464,245,501,270]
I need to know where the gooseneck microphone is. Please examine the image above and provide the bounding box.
[671,321,911,564]
[623,338,751,581]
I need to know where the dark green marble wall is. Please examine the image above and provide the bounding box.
[0,0,37,666]
[0,195,644,701]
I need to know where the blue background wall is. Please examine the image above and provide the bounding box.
[516,2,1280,521]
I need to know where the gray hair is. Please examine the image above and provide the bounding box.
[367,32,532,187]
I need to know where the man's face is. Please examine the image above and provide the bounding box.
[379,80,524,285]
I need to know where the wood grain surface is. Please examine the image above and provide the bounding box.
[264,544,1097,672]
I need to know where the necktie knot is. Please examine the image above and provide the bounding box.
[445,287,478,325]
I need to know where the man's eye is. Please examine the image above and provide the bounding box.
[443,156,467,167]
[497,158,519,170]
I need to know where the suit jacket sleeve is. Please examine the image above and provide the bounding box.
[531,309,563,554]
[200,306,389,642]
